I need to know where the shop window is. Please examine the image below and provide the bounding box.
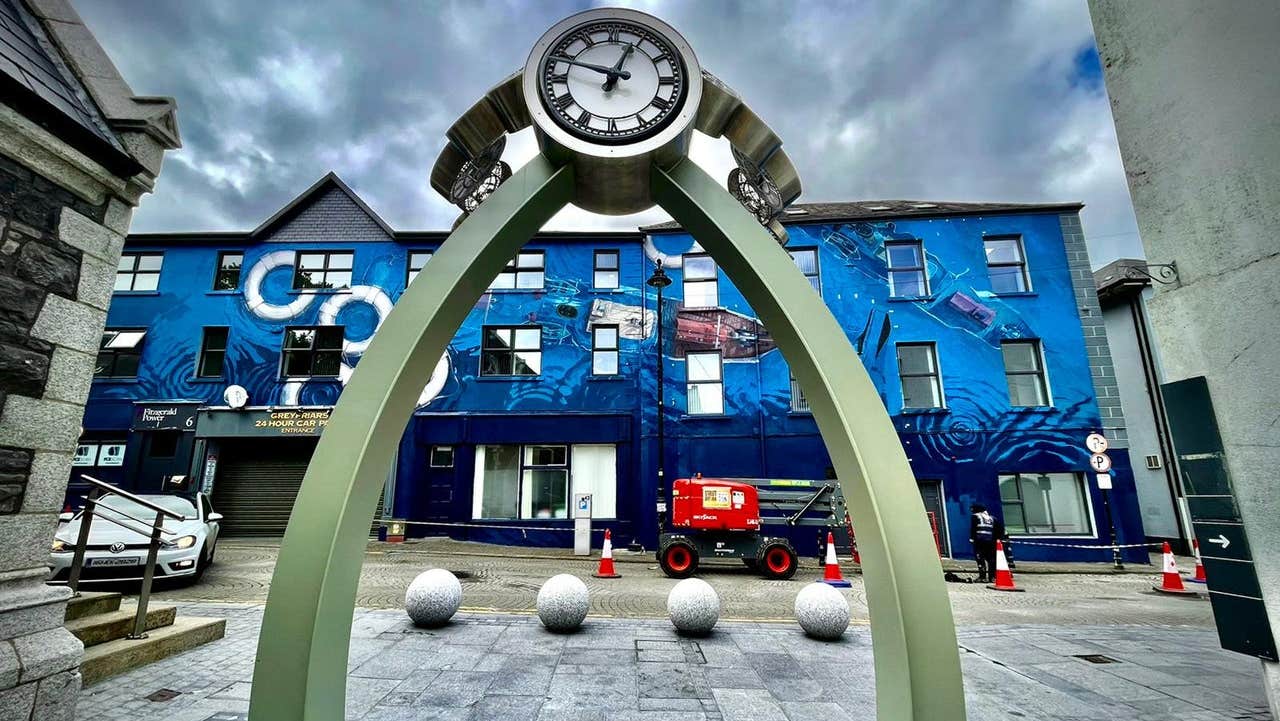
[429,445,454,468]
[214,252,242,290]
[293,251,353,290]
[407,250,433,286]
[886,241,928,298]
[682,254,718,308]
[115,252,162,292]
[490,250,544,290]
[95,329,146,378]
[984,236,1030,293]
[896,343,944,409]
[1001,340,1050,407]
[472,443,617,520]
[197,327,228,378]
[789,248,820,293]
[594,250,620,289]
[481,326,541,377]
[789,372,810,413]
[591,325,619,375]
[281,326,344,378]
[686,351,724,415]
[999,472,1092,535]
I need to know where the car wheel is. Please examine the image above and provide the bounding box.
[193,547,209,581]
[757,540,798,580]
[659,540,699,579]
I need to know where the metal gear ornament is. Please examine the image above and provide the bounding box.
[449,136,512,213]
[728,145,788,244]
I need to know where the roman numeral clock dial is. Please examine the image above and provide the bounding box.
[538,19,686,144]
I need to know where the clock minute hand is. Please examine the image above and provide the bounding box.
[602,43,634,92]
[549,54,631,80]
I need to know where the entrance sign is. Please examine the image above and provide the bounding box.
[249,9,963,721]
[1162,376,1277,661]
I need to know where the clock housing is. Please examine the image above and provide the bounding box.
[523,8,703,215]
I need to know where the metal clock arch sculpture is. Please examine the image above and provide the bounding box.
[249,8,966,720]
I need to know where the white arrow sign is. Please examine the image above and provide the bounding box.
[1208,535,1230,549]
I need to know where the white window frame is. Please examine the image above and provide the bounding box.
[682,253,719,308]
[999,471,1096,537]
[685,351,724,416]
[471,443,617,520]
[896,342,945,410]
[1001,339,1052,408]
[885,240,929,298]
[983,235,1032,294]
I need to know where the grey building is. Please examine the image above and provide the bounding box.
[1095,259,1188,553]
[0,0,178,717]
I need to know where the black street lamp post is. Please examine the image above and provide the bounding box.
[646,261,672,544]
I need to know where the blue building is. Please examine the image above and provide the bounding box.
[72,173,1147,563]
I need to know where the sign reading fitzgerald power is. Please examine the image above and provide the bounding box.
[195,408,332,438]
[1162,376,1277,661]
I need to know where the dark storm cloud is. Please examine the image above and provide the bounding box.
[76,0,1144,266]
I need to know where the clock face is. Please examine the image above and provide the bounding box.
[537,19,687,145]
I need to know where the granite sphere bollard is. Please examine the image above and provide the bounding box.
[794,581,850,640]
[404,568,462,627]
[667,578,720,635]
[537,574,590,632]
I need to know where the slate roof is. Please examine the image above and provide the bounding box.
[640,199,1085,232]
[251,172,396,242]
[0,0,132,169]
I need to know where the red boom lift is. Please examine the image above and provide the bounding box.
[657,475,849,580]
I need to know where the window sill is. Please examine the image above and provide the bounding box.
[592,288,626,294]
[484,288,545,294]
[112,291,161,297]
[587,375,627,382]
[287,289,351,296]
[1008,406,1056,414]
[900,407,950,415]
[887,295,935,303]
[92,377,140,384]
[280,377,341,382]
[679,414,733,421]
[1007,534,1097,540]
[189,377,225,384]
[678,305,721,312]
[786,411,814,417]
[206,290,242,296]
[990,291,1037,298]
[475,375,542,382]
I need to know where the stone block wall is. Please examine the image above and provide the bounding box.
[0,148,130,720]
[1059,212,1128,448]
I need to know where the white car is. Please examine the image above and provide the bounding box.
[48,492,222,584]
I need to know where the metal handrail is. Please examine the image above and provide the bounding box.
[77,496,181,537]
[79,474,188,521]
[66,474,191,641]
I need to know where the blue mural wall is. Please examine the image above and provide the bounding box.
[76,179,1146,562]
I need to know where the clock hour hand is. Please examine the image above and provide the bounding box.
[602,43,634,92]
[549,54,631,81]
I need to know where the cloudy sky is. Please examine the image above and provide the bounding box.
[76,0,1145,267]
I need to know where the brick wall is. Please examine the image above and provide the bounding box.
[1059,212,1128,447]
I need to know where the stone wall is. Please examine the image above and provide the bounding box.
[1059,212,1127,447]
[0,148,131,720]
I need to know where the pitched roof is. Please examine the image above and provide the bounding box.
[640,199,1084,232]
[250,172,396,240]
[0,0,139,175]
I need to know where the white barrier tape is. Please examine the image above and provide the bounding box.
[1007,540,1162,550]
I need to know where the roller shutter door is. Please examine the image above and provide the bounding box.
[211,439,313,537]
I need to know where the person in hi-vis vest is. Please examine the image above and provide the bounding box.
[969,504,997,582]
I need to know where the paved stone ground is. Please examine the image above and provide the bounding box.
[146,539,1216,627]
[75,603,1271,721]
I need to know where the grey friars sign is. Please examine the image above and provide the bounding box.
[196,408,332,438]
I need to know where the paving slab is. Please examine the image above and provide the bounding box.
[73,605,1272,721]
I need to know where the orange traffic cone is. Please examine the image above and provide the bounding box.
[593,529,621,579]
[1187,539,1207,584]
[986,540,1025,592]
[1153,542,1198,594]
[820,531,852,588]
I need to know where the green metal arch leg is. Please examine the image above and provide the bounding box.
[652,159,966,720]
[248,155,574,721]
